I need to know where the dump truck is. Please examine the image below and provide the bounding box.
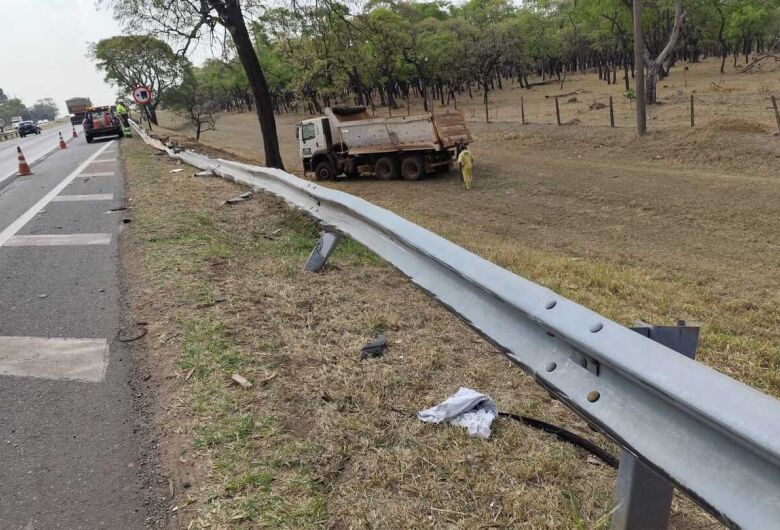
[66,97,92,125]
[296,105,472,181]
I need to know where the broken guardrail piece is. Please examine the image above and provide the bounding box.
[304,231,340,272]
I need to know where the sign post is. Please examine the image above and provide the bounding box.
[131,84,153,130]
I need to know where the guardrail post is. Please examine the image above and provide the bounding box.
[304,231,341,272]
[612,321,700,530]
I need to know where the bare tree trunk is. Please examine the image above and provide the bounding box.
[642,0,685,105]
[483,81,489,123]
[645,62,660,105]
[217,0,284,169]
[633,0,647,135]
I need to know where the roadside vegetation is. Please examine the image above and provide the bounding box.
[0,89,60,124]
[101,0,780,161]
[121,136,727,528]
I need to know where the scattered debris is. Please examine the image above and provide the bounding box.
[263,228,282,240]
[195,296,227,309]
[231,373,253,389]
[37,294,47,299]
[418,387,497,439]
[709,81,737,93]
[169,168,184,174]
[122,218,133,224]
[545,88,586,99]
[260,372,278,384]
[223,191,253,205]
[185,368,195,381]
[118,324,148,342]
[360,334,388,359]
[589,101,607,110]
[108,206,128,212]
[567,97,578,103]
[193,169,215,178]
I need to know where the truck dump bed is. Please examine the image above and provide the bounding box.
[324,106,471,156]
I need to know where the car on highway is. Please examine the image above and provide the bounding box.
[17,121,41,137]
[83,106,123,143]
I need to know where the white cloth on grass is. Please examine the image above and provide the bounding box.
[417,387,497,439]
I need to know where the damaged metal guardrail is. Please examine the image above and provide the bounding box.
[132,122,780,529]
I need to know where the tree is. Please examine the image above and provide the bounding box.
[167,68,217,140]
[102,0,285,169]
[90,35,189,125]
[0,89,7,103]
[632,0,686,104]
[0,98,30,124]
[30,98,58,121]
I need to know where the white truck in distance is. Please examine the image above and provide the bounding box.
[296,105,472,181]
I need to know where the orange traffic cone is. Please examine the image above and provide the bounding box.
[72,126,78,138]
[58,132,67,149]
[17,147,32,176]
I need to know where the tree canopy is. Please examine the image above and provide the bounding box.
[90,35,190,117]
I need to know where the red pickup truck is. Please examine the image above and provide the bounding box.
[83,106,124,143]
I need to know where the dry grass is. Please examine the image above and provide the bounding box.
[121,137,722,528]
[120,56,780,529]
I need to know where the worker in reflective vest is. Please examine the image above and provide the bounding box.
[116,100,132,137]
[457,144,473,190]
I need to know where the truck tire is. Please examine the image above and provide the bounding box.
[314,160,336,180]
[85,134,93,144]
[374,156,399,180]
[401,155,426,181]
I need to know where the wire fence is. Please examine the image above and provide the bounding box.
[460,88,780,134]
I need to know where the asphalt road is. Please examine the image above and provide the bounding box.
[0,136,149,529]
[0,122,80,188]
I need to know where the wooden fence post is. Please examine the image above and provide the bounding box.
[609,97,615,128]
[690,95,695,127]
[521,96,526,125]
[771,95,780,136]
[555,96,561,125]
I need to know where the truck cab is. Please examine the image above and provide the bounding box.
[296,117,336,180]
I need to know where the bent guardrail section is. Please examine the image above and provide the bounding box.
[132,122,780,529]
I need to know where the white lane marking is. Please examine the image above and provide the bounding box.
[5,233,112,246]
[76,172,114,178]
[0,336,108,383]
[0,141,114,247]
[51,194,114,202]
[92,158,118,163]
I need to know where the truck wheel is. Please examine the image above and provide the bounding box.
[314,161,336,180]
[86,135,93,144]
[375,156,399,180]
[401,155,426,181]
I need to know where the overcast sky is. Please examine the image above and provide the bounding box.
[0,0,128,113]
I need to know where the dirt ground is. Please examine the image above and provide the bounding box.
[130,57,780,528]
[154,57,780,393]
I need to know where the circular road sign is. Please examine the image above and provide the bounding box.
[0,117,6,128]
[132,85,152,105]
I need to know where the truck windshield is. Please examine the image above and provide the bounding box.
[301,123,316,141]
